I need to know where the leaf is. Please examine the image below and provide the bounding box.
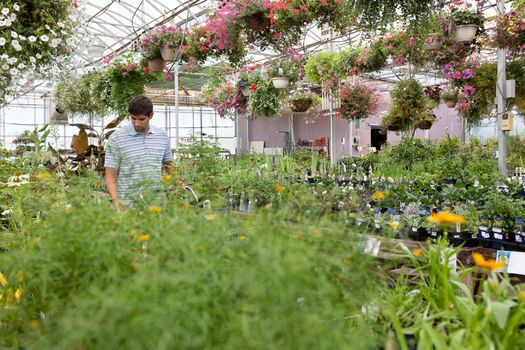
[69,123,96,132]
[47,143,66,164]
[104,115,126,130]
[420,322,448,350]
[491,300,516,330]
[104,130,116,140]
[87,132,98,138]
[71,128,89,155]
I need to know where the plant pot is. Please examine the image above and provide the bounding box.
[445,100,457,108]
[387,123,403,132]
[415,120,433,130]
[240,87,252,97]
[424,40,442,51]
[148,58,166,73]
[245,12,270,30]
[161,47,178,61]
[290,98,313,112]
[454,24,478,42]
[272,77,289,89]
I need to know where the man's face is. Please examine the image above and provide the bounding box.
[130,114,151,134]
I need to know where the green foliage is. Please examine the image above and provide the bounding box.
[248,79,282,118]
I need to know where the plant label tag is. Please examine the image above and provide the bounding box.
[431,231,437,237]
[359,236,381,257]
[496,251,525,275]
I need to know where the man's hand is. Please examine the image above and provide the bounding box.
[105,167,124,211]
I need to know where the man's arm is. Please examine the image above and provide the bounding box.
[105,167,124,211]
[163,161,172,173]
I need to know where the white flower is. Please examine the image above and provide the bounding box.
[17,62,25,69]
[39,34,49,42]
[66,37,75,45]
[9,67,18,75]
[44,24,50,30]
[7,57,17,64]
[0,20,4,27]
[28,35,36,42]
[9,13,15,21]
[11,40,21,51]
[1,64,8,71]
[13,3,19,11]
[18,34,25,41]
[29,56,35,63]
[57,21,64,28]
[0,38,5,46]
[10,31,17,38]
[0,54,7,59]
[3,19,11,27]
[1,8,9,16]
[1,209,12,216]
[36,53,42,59]
[50,38,60,48]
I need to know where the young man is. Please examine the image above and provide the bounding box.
[105,96,172,210]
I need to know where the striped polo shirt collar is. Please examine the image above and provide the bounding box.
[126,122,156,136]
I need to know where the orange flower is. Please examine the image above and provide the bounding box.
[427,211,465,225]
[472,253,505,271]
[148,205,161,213]
[371,191,384,200]
[138,234,149,242]
[274,182,285,193]
[413,249,421,257]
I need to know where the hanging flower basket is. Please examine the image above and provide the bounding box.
[148,58,166,73]
[424,39,442,51]
[290,98,312,113]
[445,100,457,108]
[245,12,271,31]
[454,25,478,42]
[272,77,289,89]
[161,47,178,62]
[415,119,433,130]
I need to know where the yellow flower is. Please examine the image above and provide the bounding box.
[343,258,352,265]
[427,211,465,225]
[14,288,22,302]
[371,191,384,200]
[520,291,525,301]
[148,205,161,213]
[369,208,374,213]
[162,175,171,184]
[30,319,40,328]
[0,272,7,287]
[239,235,246,241]
[35,172,51,181]
[138,234,149,242]
[206,213,218,221]
[15,271,23,282]
[412,249,421,257]
[472,253,505,271]
[274,181,285,193]
[388,221,399,229]
[181,203,189,210]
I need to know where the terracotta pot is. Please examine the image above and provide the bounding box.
[415,120,433,130]
[290,98,312,112]
[148,58,166,73]
[454,24,478,42]
[445,100,457,108]
[161,47,178,61]
[245,12,270,30]
[272,77,289,89]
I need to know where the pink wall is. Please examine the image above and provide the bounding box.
[239,93,463,156]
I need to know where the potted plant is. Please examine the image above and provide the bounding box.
[140,29,166,72]
[237,66,263,97]
[155,25,185,61]
[206,82,247,119]
[248,79,282,118]
[441,85,458,108]
[414,113,436,130]
[451,9,484,42]
[288,90,320,113]
[339,82,380,120]
[267,56,303,89]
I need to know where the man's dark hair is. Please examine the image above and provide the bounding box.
[128,96,153,117]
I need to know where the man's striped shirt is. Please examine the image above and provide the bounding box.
[104,123,172,205]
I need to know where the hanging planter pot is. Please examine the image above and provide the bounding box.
[272,77,289,89]
[161,47,178,62]
[454,25,478,42]
[148,58,166,73]
[415,120,433,130]
[245,12,270,30]
[290,98,312,113]
[445,100,457,108]
[51,107,68,125]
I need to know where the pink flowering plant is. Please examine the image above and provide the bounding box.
[141,25,185,61]
[440,85,459,102]
[339,82,380,120]
[495,10,525,56]
[383,31,426,66]
[207,83,248,119]
[267,52,304,83]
